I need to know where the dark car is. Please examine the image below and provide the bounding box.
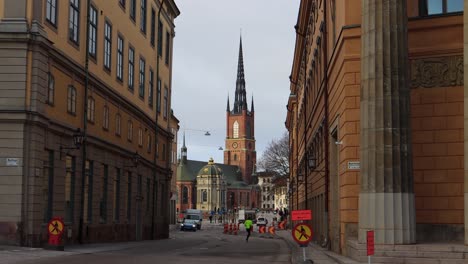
[180,219,198,232]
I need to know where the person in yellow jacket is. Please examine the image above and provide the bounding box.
[244,217,253,242]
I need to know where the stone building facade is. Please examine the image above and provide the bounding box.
[0,0,179,246]
[286,0,466,260]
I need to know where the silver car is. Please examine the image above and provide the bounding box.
[256,217,268,227]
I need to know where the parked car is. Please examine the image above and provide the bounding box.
[256,217,268,227]
[180,219,198,232]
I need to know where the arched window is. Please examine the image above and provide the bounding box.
[182,186,188,204]
[233,121,239,138]
[202,190,207,202]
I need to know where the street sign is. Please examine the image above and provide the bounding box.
[292,223,313,245]
[367,230,375,256]
[347,161,360,170]
[291,210,312,221]
[48,218,64,236]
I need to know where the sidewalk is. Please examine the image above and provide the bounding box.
[275,230,363,264]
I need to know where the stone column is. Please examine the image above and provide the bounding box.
[464,0,468,245]
[359,0,416,244]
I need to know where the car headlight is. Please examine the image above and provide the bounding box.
[192,224,196,227]
[180,224,184,227]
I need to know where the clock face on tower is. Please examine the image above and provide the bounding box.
[232,142,238,149]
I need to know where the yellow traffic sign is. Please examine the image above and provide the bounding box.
[292,223,313,244]
[48,218,64,236]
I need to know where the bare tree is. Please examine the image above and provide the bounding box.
[258,132,289,177]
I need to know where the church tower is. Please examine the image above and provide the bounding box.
[224,36,256,184]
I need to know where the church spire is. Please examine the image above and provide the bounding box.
[181,131,187,164]
[226,95,230,112]
[251,95,254,112]
[233,35,247,114]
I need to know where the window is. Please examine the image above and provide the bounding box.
[140,0,147,33]
[87,97,95,123]
[100,165,108,223]
[104,21,112,70]
[162,144,166,161]
[157,19,163,56]
[69,0,80,44]
[234,154,237,161]
[127,120,133,141]
[103,105,109,130]
[138,127,143,146]
[147,134,152,153]
[165,31,170,65]
[47,73,55,105]
[157,77,161,113]
[67,86,77,114]
[163,86,168,118]
[126,171,132,221]
[233,121,239,138]
[128,47,135,90]
[84,160,93,223]
[139,58,145,98]
[130,0,136,20]
[113,168,121,222]
[119,0,126,8]
[146,178,151,211]
[117,36,124,81]
[182,186,188,204]
[421,0,463,15]
[202,190,207,202]
[150,8,156,46]
[65,155,75,223]
[89,5,97,58]
[116,114,121,136]
[46,0,57,26]
[43,150,54,222]
[149,69,154,107]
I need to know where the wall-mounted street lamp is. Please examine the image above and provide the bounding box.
[124,151,140,168]
[59,128,84,159]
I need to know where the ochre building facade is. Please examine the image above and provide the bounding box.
[0,0,179,246]
[286,0,466,260]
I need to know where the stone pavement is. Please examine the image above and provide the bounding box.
[274,230,363,264]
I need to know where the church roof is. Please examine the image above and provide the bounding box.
[177,159,252,189]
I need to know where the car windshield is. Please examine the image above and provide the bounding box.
[185,215,200,220]
[258,218,265,221]
[184,219,197,224]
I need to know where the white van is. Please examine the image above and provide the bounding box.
[185,209,203,230]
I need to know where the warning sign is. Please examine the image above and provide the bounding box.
[292,223,313,245]
[48,218,64,236]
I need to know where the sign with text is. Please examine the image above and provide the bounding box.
[367,230,375,256]
[347,161,360,170]
[291,210,312,221]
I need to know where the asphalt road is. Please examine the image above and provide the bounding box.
[12,223,291,264]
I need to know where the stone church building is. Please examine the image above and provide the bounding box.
[176,37,260,214]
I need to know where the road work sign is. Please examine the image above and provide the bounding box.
[292,223,313,245]
[291,210,312,221]
[48,218,64,236]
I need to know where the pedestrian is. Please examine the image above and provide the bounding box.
[244,217,253,242]
[209,215,213,223]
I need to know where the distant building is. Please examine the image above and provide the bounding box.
[0,0,179,246]
[257,172,275,210]
[176,36,260,214]
[272,176,287,211]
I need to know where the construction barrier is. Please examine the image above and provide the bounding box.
[223,224,228,234]
[258,226,266,234]
[229,223,232,234]
[268,226,275,235]
[233,224,238,235]
[278,220,286,230]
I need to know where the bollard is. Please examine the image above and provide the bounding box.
[233,224,238,235]
[229,223,232,234]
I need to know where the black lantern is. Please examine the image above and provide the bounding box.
[308,155,317,170]
[125,151,140,168]
[60,128,84,159]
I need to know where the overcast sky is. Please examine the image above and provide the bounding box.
[172,0,300,164]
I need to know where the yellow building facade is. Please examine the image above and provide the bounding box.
[0,0,179,246]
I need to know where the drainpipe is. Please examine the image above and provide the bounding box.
[151,0,167,239]
[78,0,91,244]
[323,1,331,248]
